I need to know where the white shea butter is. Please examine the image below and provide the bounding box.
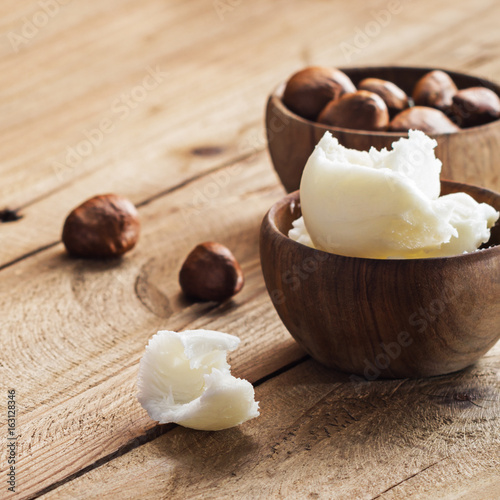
[290,130,499,259]
[137,330,259,431]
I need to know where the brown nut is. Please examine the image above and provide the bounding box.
[388,106,460,134]
[358,78,409,118]
[179,242,244,302]
[412,70,458,113]
[62,194,140,258]
[283,66,356,121]
[450,87,500,128]
[317,90,389,131]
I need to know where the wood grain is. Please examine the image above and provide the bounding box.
[2,0,500,268]
[0,0,373,268]
[260,182,500,378]
[1,0,499,498]
[0,156,304,499]
[41,353,500,500]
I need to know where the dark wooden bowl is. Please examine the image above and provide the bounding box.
[260,180,500,379]
[266,66,500,193]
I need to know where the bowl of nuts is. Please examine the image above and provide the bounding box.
[266,66,500,193]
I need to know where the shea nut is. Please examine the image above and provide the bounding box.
[318,90,389,131]
[62,194,140,258]
[451,87,500,127]
[412,70,458,113]
[358,78,409,118]
[283,66,356,121]
[388,106,460,134]
[179,242,244,302]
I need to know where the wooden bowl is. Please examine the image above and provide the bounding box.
[266,66,500,193]
[260,180,500,379]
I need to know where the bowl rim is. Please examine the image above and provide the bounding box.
[271,65,500,137]
[264,179,500,263]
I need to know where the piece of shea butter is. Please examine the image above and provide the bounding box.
[291,130,499,259]
[137,329,259,431]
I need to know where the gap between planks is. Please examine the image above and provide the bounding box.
[0,147,264,274]
[32,355,310,500]
[37,356,500,500]
[0,154,300,499]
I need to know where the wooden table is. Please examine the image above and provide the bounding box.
[1,1,499,498]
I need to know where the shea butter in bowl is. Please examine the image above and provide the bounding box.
[266,66,500,193]
[260,133,500,379]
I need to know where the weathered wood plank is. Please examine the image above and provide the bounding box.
[41,347,500,500]
[340,0,500,74]
[2,0,500,268]
[0,0,354,264]
[0,155,305,499]
[1,0,500,498]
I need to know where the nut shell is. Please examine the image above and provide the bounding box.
[358,78,409,117]
[412,70,458,113]
[179,242,244,302]
[450,87,500,128]
[317,90,389,131]
[283,66,356,121]
[388,106,460,134]
[62,194,140,258]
